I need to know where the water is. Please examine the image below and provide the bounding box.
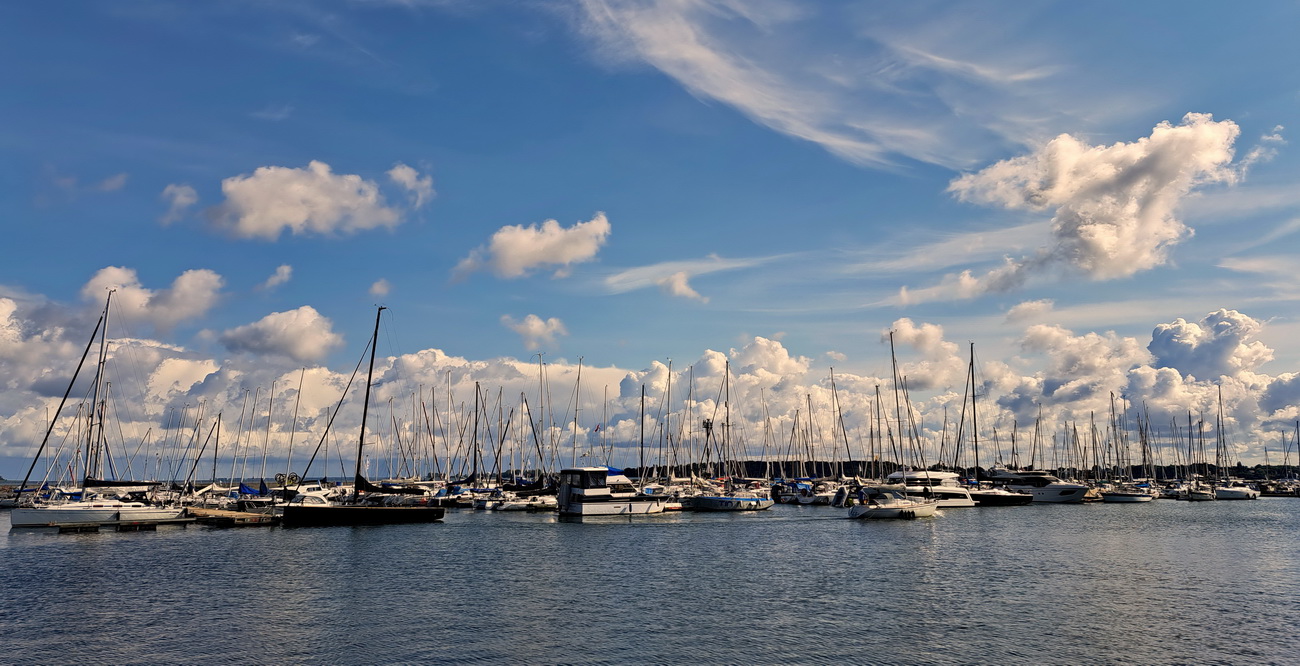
[2,499,1298,664]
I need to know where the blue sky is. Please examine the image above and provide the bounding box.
[3,1,1299,480]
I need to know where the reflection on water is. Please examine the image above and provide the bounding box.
[2,499,1298,664]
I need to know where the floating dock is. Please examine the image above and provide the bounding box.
[51,517,195,533]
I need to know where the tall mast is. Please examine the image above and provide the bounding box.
[969,343,981,478]
[354,306,385,487]
[86,289,114,485]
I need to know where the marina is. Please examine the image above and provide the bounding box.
[5,2,1300,664]
[2,496,1297,664]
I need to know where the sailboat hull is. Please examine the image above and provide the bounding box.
[11,502,185,527]
[281,504,445,527]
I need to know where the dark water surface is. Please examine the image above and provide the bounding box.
[3,499,1298,664]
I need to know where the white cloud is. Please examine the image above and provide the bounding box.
[885,318,965,390]
[220,306,344,363]
[1005,299,1054,323]
[456,212,611,279]
[604,253,773,294]
[81,266,223,332]
[160,184,198,224]
[657,271,708,302]
[258,265,293,291]
[96,173,128,192]
[215,160,404,240]
[575,2,1088,169]
[369,279,391,298]
[850,221,1048,274]
[501,314,568,351]
[3,297,1299,468]
[387,163,434,208]
[147,357,218,398]
[904,113,1242,303]
[1149,309,1272,381]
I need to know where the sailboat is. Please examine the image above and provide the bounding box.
[688,361,774,512]
[11,291,185,528]
[280,307,445,527]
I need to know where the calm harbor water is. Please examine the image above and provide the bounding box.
[2,499,1298,665]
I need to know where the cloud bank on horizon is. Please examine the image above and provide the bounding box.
[1,278,1296,478]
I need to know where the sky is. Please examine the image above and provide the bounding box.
[3,0,1300,482]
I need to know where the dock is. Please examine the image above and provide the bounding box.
[52,517,196,533]
[188,507,281,527]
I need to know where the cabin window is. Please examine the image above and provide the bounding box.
[581,471,607,488]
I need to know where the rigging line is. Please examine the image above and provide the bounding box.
[17,312,103,495]
[292,321,374,490]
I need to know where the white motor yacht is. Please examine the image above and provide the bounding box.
[885,470,977,508]
[1215,480,1260,500]
[556,467,667,516]
[985,468,1088,503]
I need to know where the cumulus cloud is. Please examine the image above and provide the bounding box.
[369,279,391,298]
[501,314,568,351]
[1005,299,1054,323]
[258,265,293,291]
[220,306,344,363]
[456,212,611,279]
[904,113,1242,303]
[2,297,1298,471]
[1149,309,1273,381]
[214,161,406,240]
[160,184,198,224]
[81,266,223,332]
[885,318,965,390]
[387,163,435,208]
[657,271,708,302]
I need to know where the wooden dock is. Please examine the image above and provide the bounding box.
[53,517,195,533]
[188,507,280,527]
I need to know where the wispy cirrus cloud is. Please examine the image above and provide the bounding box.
[603,253,773,296]
[251,103,294,121]
[575,0,1081,168]
[846,220,1047,274]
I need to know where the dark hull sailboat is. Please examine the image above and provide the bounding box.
[281,502,444,526]
[280,307,444,528]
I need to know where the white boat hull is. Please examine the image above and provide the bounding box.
[847,501,938,520]
[558,499,666,516]
[11,502,185,527]
[1215,487,1260,500]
